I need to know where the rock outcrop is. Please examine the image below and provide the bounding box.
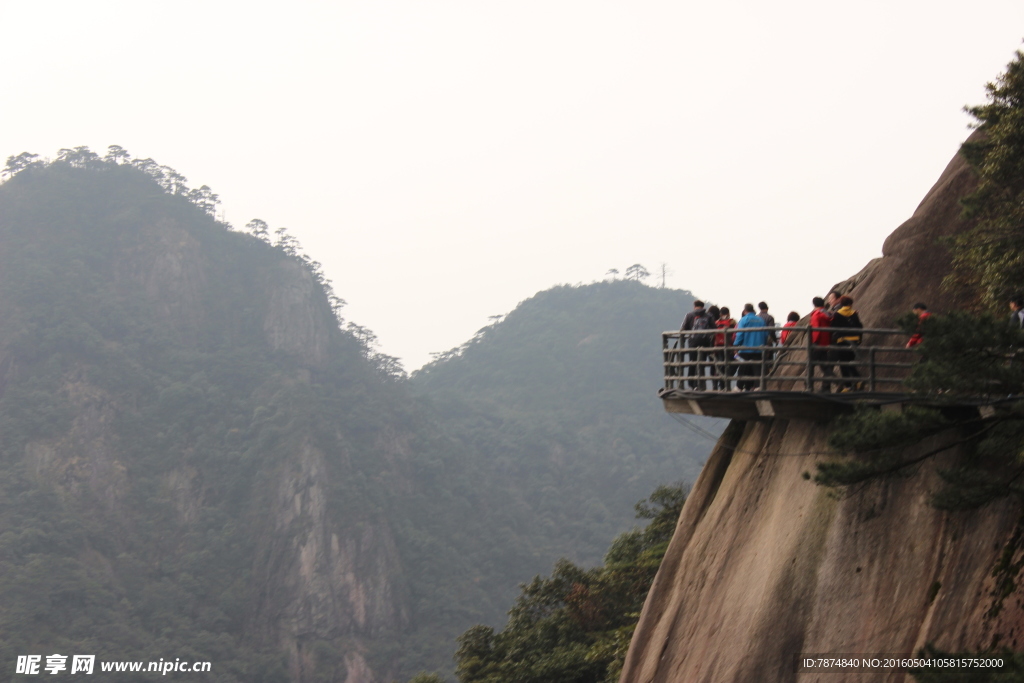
[620,134,1024,682]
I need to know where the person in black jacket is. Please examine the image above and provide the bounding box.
[829,296,863,391]
[680,300,714,390]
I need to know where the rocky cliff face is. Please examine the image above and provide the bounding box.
[620,135,1024,682]
[0,165,413,683]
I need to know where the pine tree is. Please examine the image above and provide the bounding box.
[948,48,1024,308]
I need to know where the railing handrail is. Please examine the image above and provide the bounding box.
[661,325,918,395]
[664,325,906,336]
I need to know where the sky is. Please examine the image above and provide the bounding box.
[2,1,1023,370]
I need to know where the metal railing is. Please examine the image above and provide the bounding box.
[662,326,916,393]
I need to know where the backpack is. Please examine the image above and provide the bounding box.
[690,311,713,345]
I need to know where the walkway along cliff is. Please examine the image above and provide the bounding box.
[619,136,1024,682]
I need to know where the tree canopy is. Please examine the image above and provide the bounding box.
[948,48,1024,308]
[452,484,687,683]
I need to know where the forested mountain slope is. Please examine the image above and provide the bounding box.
[412,281,713,560]
[0,156,423,683]
[0,153,715,682]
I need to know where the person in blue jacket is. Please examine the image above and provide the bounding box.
[732,303,769,391]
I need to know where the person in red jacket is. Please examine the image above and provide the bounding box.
[906,303,930,348]
[711,307,737,390]
[779,311,800,345]
[810,296,833,391]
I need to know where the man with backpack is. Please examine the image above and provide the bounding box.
[681,300,714,390]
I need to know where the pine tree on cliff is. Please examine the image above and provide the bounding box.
[948,48,1024,308]
[452,484,687,683]
[816,49,1024,512]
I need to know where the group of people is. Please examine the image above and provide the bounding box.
[679,292,865,392]
[677,292,1024,394]
[679,300,791,391]
[808,292,865,392]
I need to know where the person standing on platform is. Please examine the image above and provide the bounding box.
[680,300,714,390]
[706,306,721,387]
[733,303,769,391]
[810,297,834,391]
[713,306,737,390]
[829,296,863,390]
[757,302,777,346]
[780,311,800,345]
[825,290,842,311]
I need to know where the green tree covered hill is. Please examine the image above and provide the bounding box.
[0,149,714,681]
[413,279,714,553]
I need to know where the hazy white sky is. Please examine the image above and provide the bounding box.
[2,1,1023,369]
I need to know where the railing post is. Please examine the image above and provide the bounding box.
[663,333,670,389]
[869,346,876,393]
[698,345,705,390]
[760,340,767,391]
[723,328,731,391]
[673,333,680,390]
[806,326,813,392]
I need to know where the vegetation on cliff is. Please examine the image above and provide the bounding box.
[412,280,709,557]
[818,312,1024,510]
[816,47,1024,512]
[451,484,686,683]
[948,47,1024,308]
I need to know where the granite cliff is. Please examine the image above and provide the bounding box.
[620,134,1024,682]
[0,161,411,683]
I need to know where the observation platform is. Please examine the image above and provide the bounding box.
[659,326,1003,422]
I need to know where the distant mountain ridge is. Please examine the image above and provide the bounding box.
[413,281,714,548]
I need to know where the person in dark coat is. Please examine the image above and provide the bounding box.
[680,300,714,390]
[829,296,863,390]
[757,302,777,345]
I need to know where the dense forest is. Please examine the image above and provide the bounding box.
[0,149,713,682]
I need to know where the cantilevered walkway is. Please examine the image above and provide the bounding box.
[659,326,953,421]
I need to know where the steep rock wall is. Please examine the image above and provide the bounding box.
[621,134,1024,682]
[0,167,411,683]
[253,441,408,683]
